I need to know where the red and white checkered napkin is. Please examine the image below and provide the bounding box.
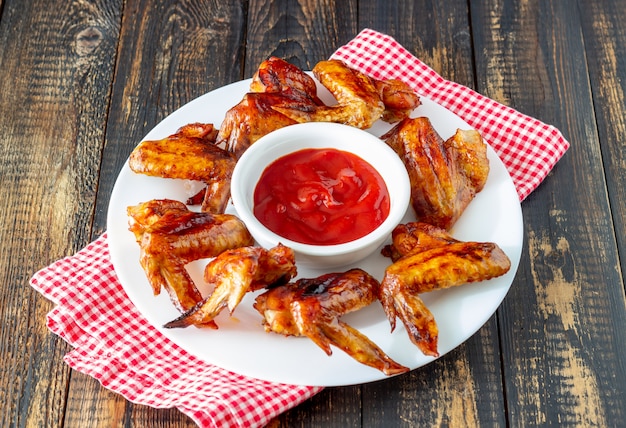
[30,234,322,427]
[332,29,570,201]
[30,30,569,428]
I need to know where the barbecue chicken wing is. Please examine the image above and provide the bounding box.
[276,60,420,128]
[128,199,254,312]
[254,269,409,376]
[383,117,489,230]
[129,123,235,213]
[164,245,297,329]
[249,56,322,101]
[274,59,384,129]
[373,78,421,123]
[380,222,511,356]
[216,91,319,159]
[216,58,420,157]
[216,57,322,158]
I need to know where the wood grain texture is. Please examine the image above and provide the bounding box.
[4,0,625,426]
[91,0,247,232]
[245,0,358,73]
[0,0,122,426]
[64,1,246,427]
[579,0,626,284]
[471,0,626,425]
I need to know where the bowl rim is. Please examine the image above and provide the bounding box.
[230,122,411,256]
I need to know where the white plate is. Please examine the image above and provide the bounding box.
[107,77,523,387]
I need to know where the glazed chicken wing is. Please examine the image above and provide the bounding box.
[249,56,322,102]
[129,123,235,213]
[380,222,511,356]
[216,57,322,158]
[275,60,420,128]
[383,117,489,230]
[127,199,254,312]
[216,58,420,157]
[373,78,421,123]
[254,269,409,376]
[275,59,384,129]
[164,245,297,329]
[216,91,319,159]
[381,221,460,262]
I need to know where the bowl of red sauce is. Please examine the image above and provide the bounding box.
[231,122,410,269]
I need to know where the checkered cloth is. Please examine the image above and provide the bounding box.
[30,29,569,427]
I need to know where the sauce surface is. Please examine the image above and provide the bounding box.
[253,148,390,245]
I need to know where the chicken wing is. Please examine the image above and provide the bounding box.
[127,199,254,312]
[381,221,460,262]
[275,60,420,128]
[164,245,297,329]
[216,91,319,159]
[382,117,489,230]
[249,56,322,102]
[274,59,385,129]
[216,57,322,158]
[129,123,235,213]
[373,78,421,123]
[254,269,409,376]
[380,222,511,356]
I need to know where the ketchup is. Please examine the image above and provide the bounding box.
[253,148,390,245]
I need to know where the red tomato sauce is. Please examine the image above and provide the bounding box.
[253,148,390,245]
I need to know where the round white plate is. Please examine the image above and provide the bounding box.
[107,77,523,387]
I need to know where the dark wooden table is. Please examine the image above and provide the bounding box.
[2,0,625,426]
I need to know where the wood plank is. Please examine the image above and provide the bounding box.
[244,0,358,74]
[0,0,123,426]
[580,0,626,287]
[65,1,246,427]
[470,0,626,425]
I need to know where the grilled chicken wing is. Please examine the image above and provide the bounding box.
[275,60,420,128]
[164,245,297,329]
[380,222,511,356]
[129,123,235,213]
[216,91,319,159]
[381,221,460,262]
[383,117,489,230]
[216,58,420,157]
[373,78,421,123]
[275,59,385,129]
[249,56,322,102]
[216,57,322,158]
[127,199,254,312]
[254,269,409,376]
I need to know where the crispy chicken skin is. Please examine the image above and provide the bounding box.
[216,58,420,157]
[380,222,511,356]
[127,199,254,312]
[381,221,460,262]
[275,59,385,129]
[383,117,489,230]
[276,60,420,127]
[216,91,319,159]
[164,245,297,329]
[129,123,235,214]
[254,268,409,376]
[372,78,421,123]
[249,56,322,102]
[216,57,322,158]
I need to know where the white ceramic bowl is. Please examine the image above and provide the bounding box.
[230,122,411,269]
